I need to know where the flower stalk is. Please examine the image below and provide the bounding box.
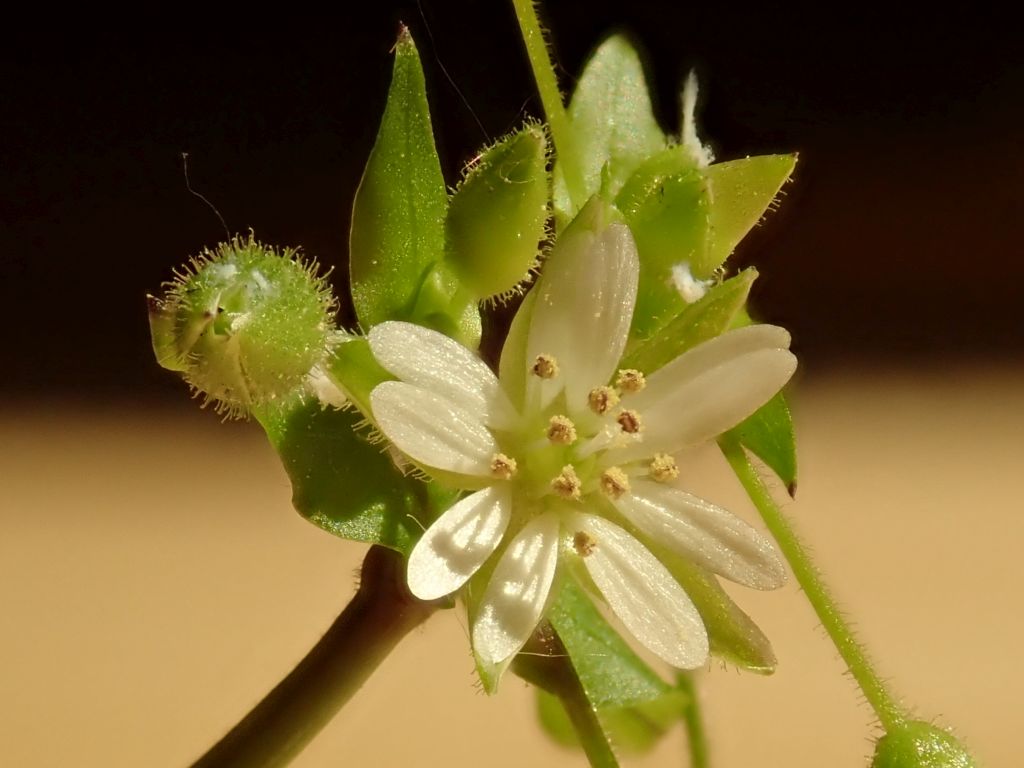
[191,546,440,768]
[719,437,907,732]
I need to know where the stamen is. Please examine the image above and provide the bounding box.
[587,385,620,415]
[616,368,646,393]
[616,409,643,435]
[599,467,630,499]
[550,465,582,500]
[489,453,518,480]
[573,531,597,557]
[649,453,679,482]
[531,354,559,379]
[546,415,577,445]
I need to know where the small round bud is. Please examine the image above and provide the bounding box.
[872,721,976,768]
[149,234,336,417]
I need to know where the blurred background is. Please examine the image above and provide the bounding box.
[1,2,1021,766]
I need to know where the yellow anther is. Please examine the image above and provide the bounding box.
[616,368,646,393]
[550,465,582,500]
[531,354,559,379]
[649,453,679,482]
[599,466,631,499]
[587,385,620,415]
[489,453,518,480]
[573,531,597,557]
[546,415,577,445]
[616,409,643,435]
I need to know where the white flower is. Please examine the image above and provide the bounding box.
[367,207,796,672]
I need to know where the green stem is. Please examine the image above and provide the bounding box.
[719,438,906,732]
[676,673,708,768]
[191,546,440,768]
[514,625,620,768]
[510,0,587,209]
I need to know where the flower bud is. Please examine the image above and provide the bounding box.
[148,234,336,417]
[872,721,976,768]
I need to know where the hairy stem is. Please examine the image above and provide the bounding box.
[191,546,440,768]
[514,625,620,768]
[719,438,906,732]
[510,0,587,209]
[676,673,708,768]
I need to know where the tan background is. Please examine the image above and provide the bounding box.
[2,367,1020,767]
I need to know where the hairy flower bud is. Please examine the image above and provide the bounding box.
[148,234,337,417]
[872,721,976,768]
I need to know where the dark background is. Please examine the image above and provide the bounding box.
[2,2,1021,401]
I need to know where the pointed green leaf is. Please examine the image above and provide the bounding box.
[446,125,548,300]
[700,154,797,275]
[554,34,666,221]
[349,27,447,329]
[254,399,425,555]
[616,147,710,339]
[621,268,756,374]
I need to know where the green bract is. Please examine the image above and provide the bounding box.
[148,234,336,417]
[446,125,549,301]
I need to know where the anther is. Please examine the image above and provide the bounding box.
[616,409,643,435]
[599,467,630,499]
[550,465,582,500]
[649,453,679,482]
[616,369,646,394]
[489,453,518,480]
[587,385,620,415]
[531,354,559,379]
[573,531,597,557]
[546,415,577,445]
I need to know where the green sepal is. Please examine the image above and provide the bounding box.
[615,147,710,339]
[702,154,797,274]
[147,295,188,372]
[728,391,798,493]
[872,721,977,768]
[658,552,777,672]
[554,34,666,224]
[547,578,670,707]
[349,27,448,330]
[445,125,548,300]
[536,685,689,754]
[408,260,481,349]
[253,398,426,556]
[621,268,756,374]
[325,337,391,421]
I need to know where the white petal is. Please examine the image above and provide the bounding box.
[407,486,512,600]
[368,321,517,428]
[371,381,497,477]
[611,343,796,463]
[526,210,639,414]
[615,478,786,589]
[472,513,560,665]
[633,325,792,411]
[571,513,708,669]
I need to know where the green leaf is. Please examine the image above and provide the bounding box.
[621,268,756,374]
[554,34,666,222]
[615,147,710,339]
[729,391,798,493]
[700,154,797,275]
[349,27,448,329]
[254,399,425,555]
[445,125,548,300]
